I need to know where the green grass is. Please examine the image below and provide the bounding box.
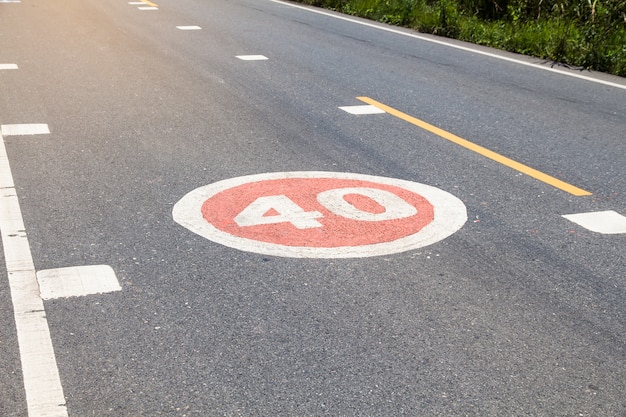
[297,0,626,76]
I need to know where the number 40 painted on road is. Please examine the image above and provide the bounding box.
[234,187,419,229]
[173,172,467,258]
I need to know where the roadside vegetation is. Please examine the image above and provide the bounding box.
[296,0,626,76]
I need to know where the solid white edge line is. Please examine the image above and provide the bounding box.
[0,132,68,416]
[269,0,626,91]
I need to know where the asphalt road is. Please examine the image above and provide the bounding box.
[1,0,625,415]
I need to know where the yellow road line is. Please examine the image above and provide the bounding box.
[141,0,158,7]
[357,96,591,197]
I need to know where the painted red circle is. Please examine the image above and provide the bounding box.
[201,178,434,248]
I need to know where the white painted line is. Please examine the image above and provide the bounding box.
[236,55,269,61]
[0,131,68,415]
[128,1,144,3]
[0,64,19,70]
[339,104,386,115]
[37,265,121,300]
[1,123,50,136]
[562,210,626,234]
[0,0,22,3]
[177,26,202,30]
[270,0,626,91]
[138,6,158,10]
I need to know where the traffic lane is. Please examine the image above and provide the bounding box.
[22,127,624,417]
[2,0,625,415]
[13,51,626,417]
[0,0,620,368]
[3,0,620,368]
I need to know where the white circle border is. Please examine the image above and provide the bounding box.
[172,172,467,258]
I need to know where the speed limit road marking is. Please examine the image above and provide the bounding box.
[173,172,467,258]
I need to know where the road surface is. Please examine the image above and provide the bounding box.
[1,0,625,415]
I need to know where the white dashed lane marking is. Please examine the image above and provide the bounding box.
[339,105,385,115]
[37,265,121,300]
[129,0,158,9]
[236,55,269,61]
[0,64,19,70]
[177,26,201,30]
[1,123,50,136]
[563,210,626,234]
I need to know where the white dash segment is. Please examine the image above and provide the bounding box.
[177,25,201,30]
[0,131,68,416]
[562,210,626,234]
[339,105,386,115]
[128,1,144,3]
[236,55,269,61]
[1,123,50,136]
[0,64,19,70]
[138,6,158,10]
[37,265,121,300]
